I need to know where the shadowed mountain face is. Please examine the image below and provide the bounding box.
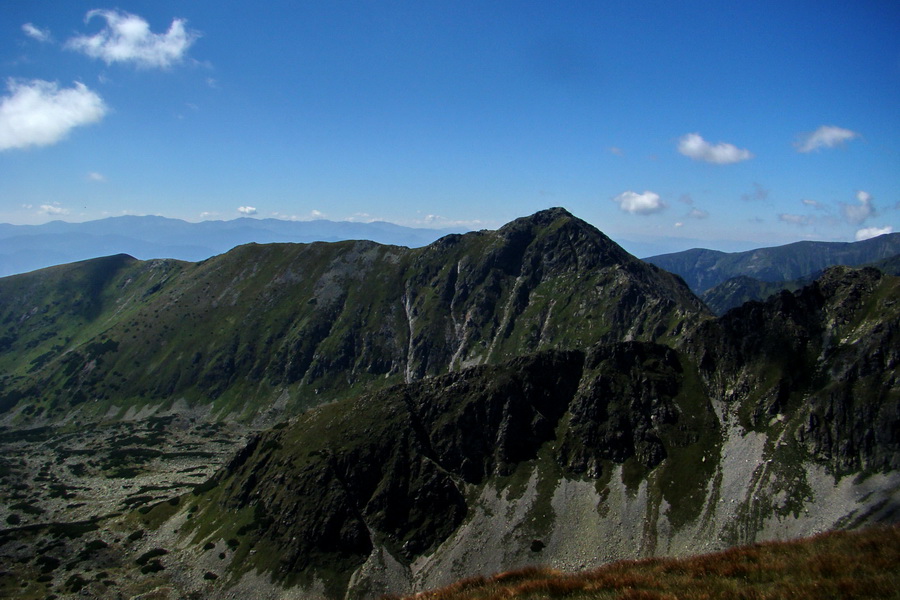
[698,253,900,316]
[187,266,898,599]
[0,208,707,425]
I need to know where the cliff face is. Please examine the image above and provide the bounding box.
[687,267,900,475]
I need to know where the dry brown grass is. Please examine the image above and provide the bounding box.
[383,525,900,600]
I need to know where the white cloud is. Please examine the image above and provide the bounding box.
[347,212,377,223]
[39,203,69,216]
[795,125,859,153]
[802,198,824,209]
[413,214,486,228]
[237,206,257,215]
[687,207,709,219]
[66,10,199,69]
[855,226,892,241]
[841,190,875,225]
[87,172,106,182]
[0,79,106,151]
[612,190,666,215]
[22,23,52,43]
[677,133,753,164]
[609,146,624,156]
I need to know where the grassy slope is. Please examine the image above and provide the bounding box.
[0,209,710,424]
[386,525,900,600]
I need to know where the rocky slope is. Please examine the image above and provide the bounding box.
[0,211,898,600]
[123,266,897,600]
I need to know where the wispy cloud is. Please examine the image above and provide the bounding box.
[0,79,106,151]
[841,190,875,225]
[855,226,892,241]
[686,207,709,219]
[415,214,486,228]
[612,190,666,215]
[237,206,257,215]
[22,23,52,43]
[778,213,814,226]
[802,198,825,209]
[87,172,106,182]
[795,125,859,153]
[39,203,69,216]
[677,133,753,164]
[66,10,199,69]
[347,212,377,223]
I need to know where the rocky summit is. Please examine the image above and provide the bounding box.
[0,209,898,600]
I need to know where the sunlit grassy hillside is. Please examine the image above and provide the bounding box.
[386,525,900,600]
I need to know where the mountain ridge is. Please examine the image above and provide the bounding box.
[646,233,900,294]
[171,263,899,598]
[0,209,897,600]
[0,215,462,278]
[0,208,707,426]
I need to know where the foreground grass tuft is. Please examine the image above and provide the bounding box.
[385,525,900,600]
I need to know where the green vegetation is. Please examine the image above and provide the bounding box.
[1,209,898,600]
[0,209,708,425]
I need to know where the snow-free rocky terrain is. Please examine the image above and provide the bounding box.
[0,209,897,599]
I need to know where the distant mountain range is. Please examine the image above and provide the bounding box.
[0,215,461,278]
[646,233,900,293]
[646,233,900,314]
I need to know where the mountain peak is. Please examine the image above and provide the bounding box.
[520,206,574,222]
[490,207,638,274]
[496,207,580,234]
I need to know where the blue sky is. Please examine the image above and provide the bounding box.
[2,1,898,253]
